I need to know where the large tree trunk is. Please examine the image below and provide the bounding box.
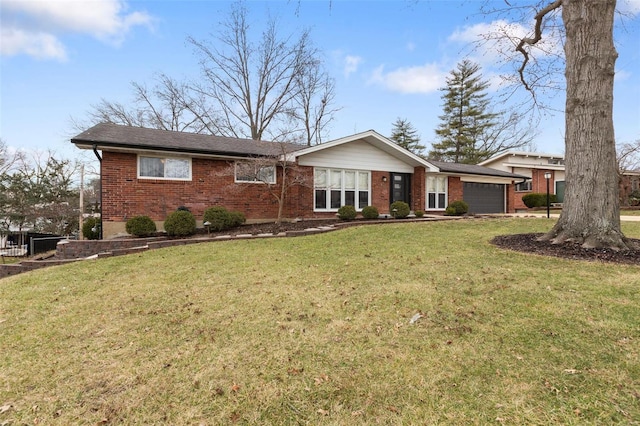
[541,0,632,250]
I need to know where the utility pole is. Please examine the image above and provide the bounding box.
[79,164,84,239]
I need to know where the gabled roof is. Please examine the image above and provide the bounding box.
[71,123,305,158]
[428,160,528,179]
[292,130,439,171]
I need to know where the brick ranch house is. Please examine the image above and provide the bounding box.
[480,151,640,211]
[72,123,527,238]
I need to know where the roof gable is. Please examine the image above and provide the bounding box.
[292,130,439,171]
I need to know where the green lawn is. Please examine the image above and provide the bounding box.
[1,219,639,425]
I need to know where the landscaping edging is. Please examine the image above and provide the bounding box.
[0,216,458,280]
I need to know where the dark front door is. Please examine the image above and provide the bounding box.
[390,173,411,205]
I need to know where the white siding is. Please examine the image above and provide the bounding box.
[297,140,414,173]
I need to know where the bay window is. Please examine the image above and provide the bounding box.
[315,168,370,210]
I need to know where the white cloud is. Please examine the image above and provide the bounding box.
[1,27,67,60]
[0,0,154,60]
[618,0,640,15]
[369,63,446,94]
[344,55,363,77]
[448,19,563,66]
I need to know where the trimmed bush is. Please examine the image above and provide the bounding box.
[337,205,357,221]
[361,205,379,220]
[390,201,410,219]
[522,192,558,208]
[82,217,100,240]
[203,206,245,231]
[445,200,469,216]
[164,210,196,237]
[229,210,246,228]
[414,210,425,218]
[125,215,157,237]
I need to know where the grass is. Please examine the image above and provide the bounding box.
[1,218,639,425]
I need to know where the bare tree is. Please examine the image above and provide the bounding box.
[81,3,338,144]
[232,143,309,224]
[292,58,339,145]
[507,0,633,250]
[86,75,210,134]
[186,3,337,142]
[474,110,538,161]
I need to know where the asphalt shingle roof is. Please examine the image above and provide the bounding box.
[427,159,528,179]
[71,123,305,157]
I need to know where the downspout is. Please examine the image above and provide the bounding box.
[92,145,103,240]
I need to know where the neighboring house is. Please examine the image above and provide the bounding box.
[72,123,526,238]
[480,151,640,210]
[479,151,566,211]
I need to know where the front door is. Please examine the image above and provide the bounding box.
[390,173,411,206]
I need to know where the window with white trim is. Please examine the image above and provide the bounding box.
[235,162,276,184]
[314,168,370,211]
[138,155,191,180]
[515,180,532,192]
[426,175,447,210]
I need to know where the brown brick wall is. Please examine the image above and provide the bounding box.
[372,171,390,214]
[447,176,463,205]
[412,166,425,211]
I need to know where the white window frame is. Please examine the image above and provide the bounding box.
[314,168,371,211]
[138,155,192,181]
[234,161,276,184]
[515,180,533,192]
[426,175,448,210]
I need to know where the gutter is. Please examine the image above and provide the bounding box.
[92,145,103,240]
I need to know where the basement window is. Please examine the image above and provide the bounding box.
[138,156,191,180]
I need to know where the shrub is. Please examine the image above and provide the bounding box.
[337,205,357,221]
[414,210,425,218]
[522,193,558,208]
[361,205,379,220]
[125,215,157,237]
[445,200,469,216]
[82,217,100,240]
[164,210,196,237]
[390,201,410,219]
[229,210,246,228]
[203,206,245,231]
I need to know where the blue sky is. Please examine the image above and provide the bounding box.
[1,0,639,165]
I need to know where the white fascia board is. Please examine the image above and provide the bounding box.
[459,175,521,184]
[293,130,438,171]
[479,151,565,166]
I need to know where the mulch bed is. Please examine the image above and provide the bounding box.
[492,233,640,265]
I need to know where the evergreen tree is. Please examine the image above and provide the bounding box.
[389,118,425,154]
[430,60,499,164]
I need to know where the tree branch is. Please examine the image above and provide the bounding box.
[516,0,563,91]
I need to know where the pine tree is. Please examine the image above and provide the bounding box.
[389,118,425,155]
[430,60,499,164]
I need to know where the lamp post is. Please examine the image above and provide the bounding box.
[544,172,552,218]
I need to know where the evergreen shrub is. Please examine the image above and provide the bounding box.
[390,201,410,218]
[522,193,558,208]
[445,200,469,216]
[125,215,157,237]
[337,205,357,221]
[164,210,196,237]
[82,217,100,240]
[361,205,379,220]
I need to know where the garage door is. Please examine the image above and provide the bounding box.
[462,182,505,214]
